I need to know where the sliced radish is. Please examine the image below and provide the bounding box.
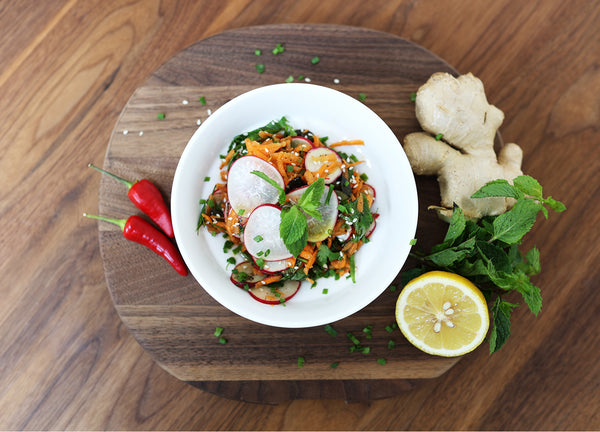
[290,136,314,150]
[287,186,339,242]
[249,280,301,304]
[304,147,343,184]
[336,226,353,242]
[366,213,379,238]
[227,156,284,215]
[230,261,266,288]
[360,184,376,207]
[261,257,295,274]
[243,204,292,261]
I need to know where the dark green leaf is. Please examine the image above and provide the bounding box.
[489,298,517,353]
[443,205,466,244]
[471,179,523,199]
[477,241,512,273]
[490,198,541,244]
[513,175,543,199]
[280,206,308,257]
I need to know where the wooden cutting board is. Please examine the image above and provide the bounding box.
[97,24,462,402]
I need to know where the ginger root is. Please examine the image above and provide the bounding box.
[403,72,523,219]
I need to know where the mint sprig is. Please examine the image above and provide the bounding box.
[408,175,565,353]
[280,178,325,257]
[251,170,286,205]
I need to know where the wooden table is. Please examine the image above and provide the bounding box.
[1,1,598,429]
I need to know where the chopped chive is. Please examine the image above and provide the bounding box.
[285,75,294,83]
[325,184,334,205]
[389,285,397,292]
[358,93,366,102]
[387,340,396,349]
[272,43,285,55]
[297,75,305,80]
[157,112,165,120]
[199,198,207,205]
[204,176,210,182]
[199,96,207,105]
[219,337,227,344]
[255,258,265,269]
[311,56,320,64]
[347,332,360,346]
[254,49,262,56]
[297,356,305,367]
[256,64,265,74]
[286,165,294,172]
[254,235,263,242]
[324,324,338,337]
[238,209,245,216]
[264,249,271,258]
[410,92,417,102]
[435,133,444,141]
[385,325,394,333]
[409,238,417,245]
[362,325,373,339]
[361,346,371,354]
[349,255,356,283]
[330,362,339,368]
[322,288,328,294]
[377,358,387,365]
[226,257,236,266]
[214,326,223,337]
[360,173,369,181]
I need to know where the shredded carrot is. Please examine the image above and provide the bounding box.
[220,170,228,181]
[257,274,283,286]
[225,208,241,239]
[329,139,365,148]
[220,149,235,169]
[313,135,324,147]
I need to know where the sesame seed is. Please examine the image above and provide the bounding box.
[196,119,202,125]
[304,77,311,82]
[207,109,212,115]
[139,131,144,136]
[123,130,128,135]
[182,99,189,105]
[333,78,340,84]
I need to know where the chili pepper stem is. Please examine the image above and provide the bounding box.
[83,213,126,231]
[88,163,134,189]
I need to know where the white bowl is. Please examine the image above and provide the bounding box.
[171,83,418,328]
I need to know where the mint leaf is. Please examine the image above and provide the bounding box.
[471,179,523,200]
[443,205,466,244]
[490,298,517,353]
[490,198,541,244]
[251,170,286,205]
[280,205,308,257]
[299,178,325,207]
[544,196,566,213]
[516,277,542,315]
[513,175,543,199]
[516,246,541,275]
[426,237,475,267]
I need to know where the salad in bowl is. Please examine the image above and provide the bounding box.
[171,83,417,328]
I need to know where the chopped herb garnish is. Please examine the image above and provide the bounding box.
[219,337,227,344]
[330,362,339,368]
[358,93,366,102]
[324,324,338,337]
[238,208,245,216]
[157,112,165,120]
[322,288,328,294]
[254,235,263,242]
[377,358,387,365]
[286,165,294,172]
[297,356,305,367]
[272,43,285,55]
[389,285,397,292]
[256,64,265,74]
[387,340,396,349]
[199,96,207,105]
[435,133,444,141]
[285,75,294,83]
[204,176,210,182]
[410,238,417,246]
[254,49,262,56]
[214,326,223,337]
[362,325,373,339]
[226,257,236,266]
[311,56,320,64]
[360,173,369,181]
[410,92,417,102]
[385,325,395,333]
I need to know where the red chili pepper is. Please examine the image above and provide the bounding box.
[84,213,188,276]
[89,164,174,238]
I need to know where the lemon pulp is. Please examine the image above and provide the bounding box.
[396,271,490,357]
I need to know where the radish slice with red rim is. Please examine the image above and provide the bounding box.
[361,184,376,207]
[261,257,295,274]
[230,261,265,288]
[287,185,339,242]
[227,155,284,215]
[249,280,301,304]
[304,147,343,184]
[243,204,292,261]
[290,136,314,150]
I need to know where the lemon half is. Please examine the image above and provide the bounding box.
[395,271,490,357]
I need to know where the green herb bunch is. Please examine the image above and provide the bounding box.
[406,175,565,353]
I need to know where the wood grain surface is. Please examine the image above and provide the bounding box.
[99,25,460,388]
[1,0,599,429]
